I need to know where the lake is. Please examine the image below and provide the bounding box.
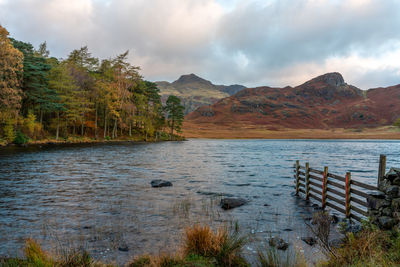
[1,139,400,265]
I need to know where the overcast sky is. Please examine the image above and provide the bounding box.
[1,0,400,89]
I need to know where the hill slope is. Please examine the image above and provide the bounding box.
[186,72,400,130]
[156,74,246,114]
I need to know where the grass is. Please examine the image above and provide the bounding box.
[2,222,400,267]
[320,225,400,267]
[0,239,110,267]
[257,247,306,267]
[128,224,249,267]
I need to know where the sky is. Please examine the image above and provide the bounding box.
[1,0,400,89]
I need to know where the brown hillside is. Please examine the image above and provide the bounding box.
[185,73,400,131]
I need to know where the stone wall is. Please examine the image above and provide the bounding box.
[367,168,400,229]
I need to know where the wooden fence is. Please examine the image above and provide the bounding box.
[293,155,386,222]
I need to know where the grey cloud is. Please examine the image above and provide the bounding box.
[1,0,399,88]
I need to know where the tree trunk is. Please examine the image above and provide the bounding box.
[170,119,175,140]
[56,111,60,141]
[129,122,132,137]
[95,103,98,139]
[40,109,43,125]
[81,112,85,136]
[104,107,107,138]
[112,119,117,139]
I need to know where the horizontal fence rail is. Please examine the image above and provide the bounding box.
[294,160,379,222]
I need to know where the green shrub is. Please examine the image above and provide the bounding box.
[13,131,29,145]
[4,119,15,143]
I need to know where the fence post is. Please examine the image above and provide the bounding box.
[322,166,328,209]
[378,154,386,186]
[345,172,351,219]
[295,160,300,195]
[305,162,310,200]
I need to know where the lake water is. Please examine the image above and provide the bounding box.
[1,139,400,265]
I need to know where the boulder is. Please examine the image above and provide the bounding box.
[378,216,396,229]
[378,179,391,192]
[392,198,400,211]
[269,237,289,250]
[220,198,247,210]
[393,177,400,186]
[368,191,385,199]
[150,179,173,188]
[386,186,399,197]
[367,196,390,210]
[387,168,400,182]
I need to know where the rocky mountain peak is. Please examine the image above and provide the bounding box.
[310,72,345,87]
[173,73,212,86]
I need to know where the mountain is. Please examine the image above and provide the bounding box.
[156,74,246,114]
[186,72,400,129]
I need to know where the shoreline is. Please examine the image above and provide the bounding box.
[0,136,187,149]
[183,124,400,140]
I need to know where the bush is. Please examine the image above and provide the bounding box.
[13,131,29,145]
[184,225,248,267]
[4,119,15,143]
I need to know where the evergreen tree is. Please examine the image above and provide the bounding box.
[165,95,184,138]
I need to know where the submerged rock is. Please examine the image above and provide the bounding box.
[118,245,129,252]
[150,179,173,188]
[220,197,247,210]
[301,236,317,246]
[269,237,289,250]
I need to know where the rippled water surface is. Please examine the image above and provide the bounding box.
[1,139,400,265]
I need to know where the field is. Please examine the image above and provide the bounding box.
[183,122,400,139]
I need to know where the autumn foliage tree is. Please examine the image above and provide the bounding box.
[0,25,184,144]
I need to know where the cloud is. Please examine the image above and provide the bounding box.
[0,0,399,89]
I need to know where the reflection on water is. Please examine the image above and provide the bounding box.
[1,139,400,264]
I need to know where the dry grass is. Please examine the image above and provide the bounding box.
[320,227,400,267]
[184,224,248,266]
[127,224,248,267]
[183,123,400,139]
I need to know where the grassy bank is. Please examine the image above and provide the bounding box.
[2,220,400,267]
[0,133,186,148]
[183,123,400,139]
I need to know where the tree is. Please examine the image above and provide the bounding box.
[0,25,23,119]
[165,95,184,138]
[11,39,61,123]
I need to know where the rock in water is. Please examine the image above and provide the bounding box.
[301,237,317,246]
[269,237,289,250]
[220,198,247,210]
[150,179,173,188]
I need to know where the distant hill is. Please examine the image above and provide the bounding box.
[186,72,400,129]
[156,74,246,114]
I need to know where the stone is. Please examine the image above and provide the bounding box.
[393,177,400,186]
[378,179,391,192]
[393,212,400,220]
[378,216,396,229]
[330,214,339,224]
[150,179,173,188]
[382,207,393,216]
[329,238,344,248]
[301,237,317,246]
[367,196,390,210]
[283,228,293,232]
[263,204,270,207]
[269,237,289,250]
[368,191,385,199]
[392,198,400,211]
[118,245,129,252]
[220,198,247,210]
[387,168,400,182]
[386,186,399,197]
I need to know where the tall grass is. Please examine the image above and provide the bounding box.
[321,226,400,267]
